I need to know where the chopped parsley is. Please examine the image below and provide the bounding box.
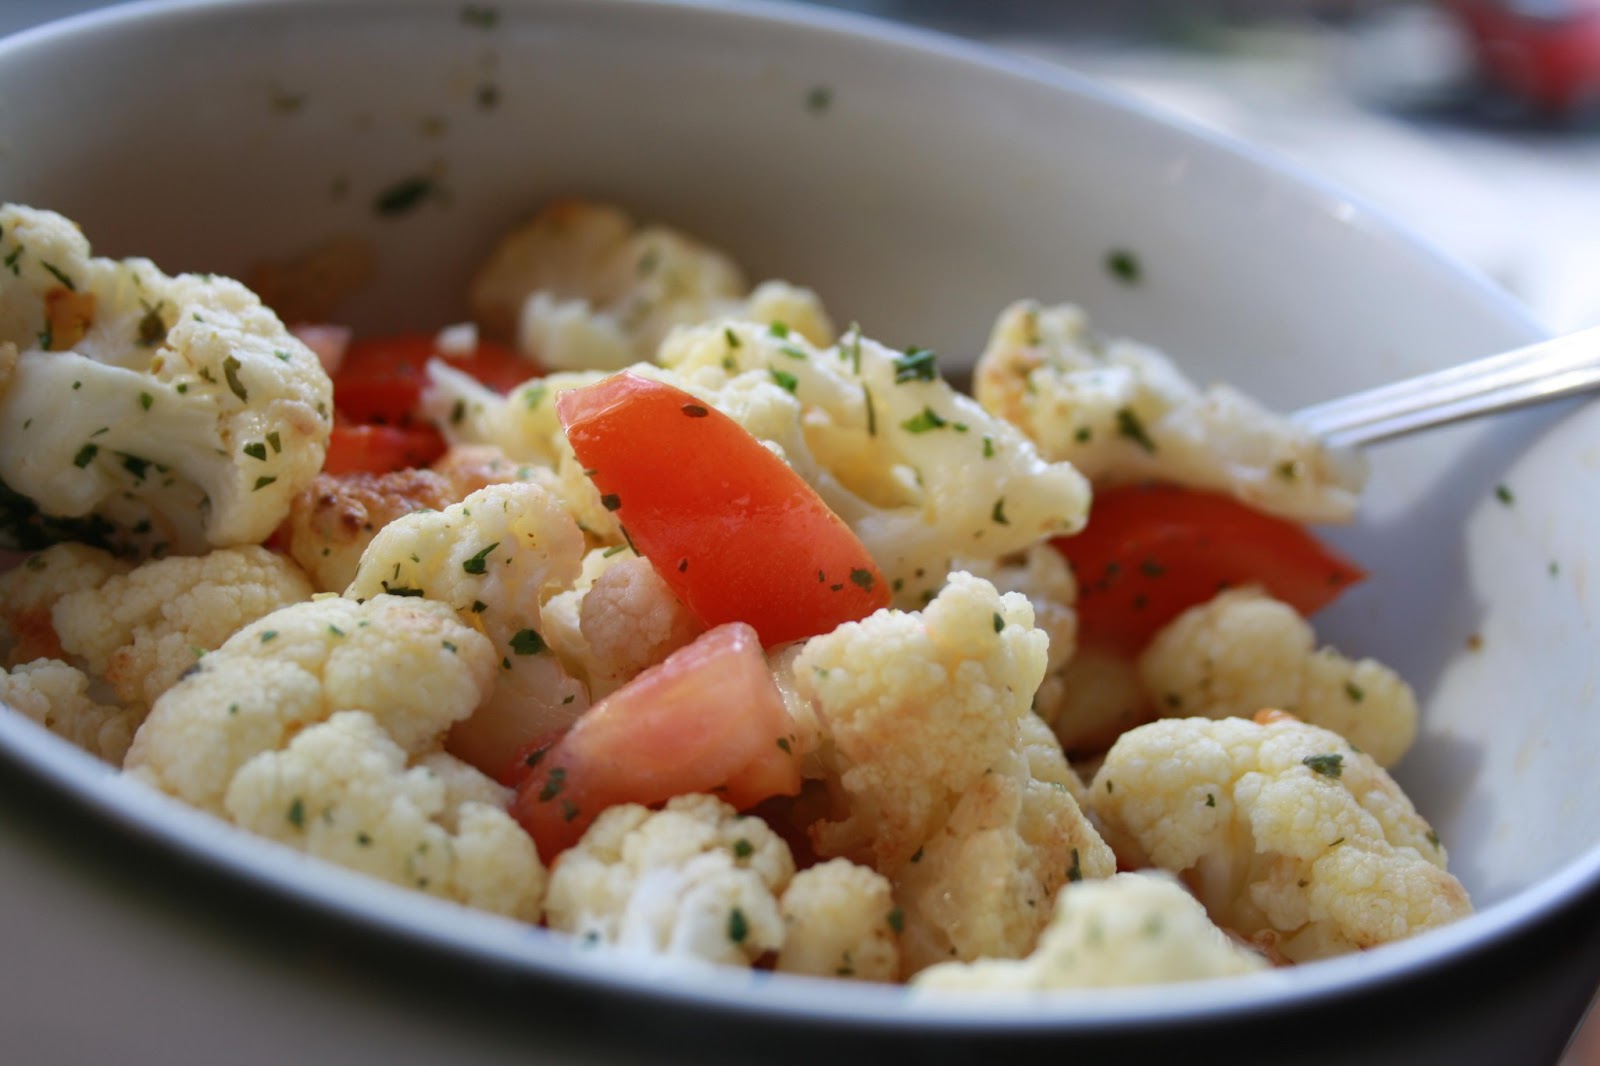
[768,321,790,339]
[510,628,546,655]
[253,476,277,491]
[538,767,566,802]
[1105,248,1142,285]
[1302,753,1344,779]
[805,85,832,115]
[770,368,799,393]
[460,3,499,28]
[992,612,1004,633]
[848,568,875,592]
[1066,847,1083,882]
[991,497,1009,525]
[886,907,905,933]
[374,175,437,216]
[727,907,749,943]
[41,261,75,291]
[138,391,154,411]
[900,406,947,434]
[723,326,742,349]
[222,356,249,402]
[599,493,622,512]
[733,838,754,860]
[243,442,268,461]
[892,346,938,383]
[287,797,306,828]
[1344,680,1366,702]
[463,541,500,575]
[72,443,98,469]
[1115,407,1156,452]
[982,436,995,459]
[1495,484,1514,505]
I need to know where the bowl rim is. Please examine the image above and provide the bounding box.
[0,0,1584,1037]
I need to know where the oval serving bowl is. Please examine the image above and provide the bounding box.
[2,1,1599,1062]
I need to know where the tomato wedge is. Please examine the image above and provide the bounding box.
[332,332,537,425]
[556,371,890,647]
[321,422,448,475]
[1056,483,1365,654]
[509,622,803,858]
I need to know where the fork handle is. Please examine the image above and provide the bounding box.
[1290,326,1600,448]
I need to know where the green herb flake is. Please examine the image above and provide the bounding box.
[381,582,425,597]
[471,600,488,613]
[992,612,1005,634]
[805,85,833,115]
[991,497,1009,525]
[863,385,877,436]
[522,382,548,410]
[727,907,750,944]
[120,454,150,480]
[510,628,547,655]
[982,436,995,459]
[1115,407,1156,453]
[1344,681,1366,703]
[267,431,282,454]
[41,261,76,291]
[463,541,501,575]
[848,568,874,592]
[357,831,373,847]
[770,368,799,393]
[1066,847,1083,882]
[374,175,436,216]
[900,406,947,434]
[733,838,754,860]
[138,391,154,412]
[1206,792,1216,808]
[1303,753,1344,779]
[222,356,249,402]
[1427,830,1442,850]
[260,630,279,643]
[243,441,268,461]
[1495,483,1515,506]
[724,326,742,349]
[886,907,905,934]
[682,403,709,418]
[253,476,277,491]
[776,736,792,754]
[287,797,306,828]
[600,493,622,512]
[892,346,938,383]
[910,847,923,863]
[538,766,566,802]
[72,443,98,469]
[1106,248,1142,285]
[768,321,790,339]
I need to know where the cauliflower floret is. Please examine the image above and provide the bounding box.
[775,858,901,982]
[225,710,544,920]
[542,548,703,700]
[0,542,132,665]
[125,595,497,813]
[790,571,1115,972]
[0,204,333,556]
[1140,588,1418,767]
[660,321,1091,605]
[52,545,313,711]
[0,658,141,764]
[974,300,1363,523]
[344,481,591,758]
[957,545,1079,727]
[913,872,1269,991]
[284,447,549,593]
[544,794,794,966]
[468,198,833,371]
[1088,714,1471,962]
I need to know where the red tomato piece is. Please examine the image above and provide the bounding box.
[556,371,890,647]
[509,622,803,858]
[331,332,538,425]
[1055,483,1365,654]
[322,422,447,475]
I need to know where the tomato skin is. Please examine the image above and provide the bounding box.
[509,622,802,858]
[1055,483,1365,654]
[322,422,448,475]
[332,333,537,425]
[556,372,890,647]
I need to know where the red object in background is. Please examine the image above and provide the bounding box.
[1445,0,1600,116]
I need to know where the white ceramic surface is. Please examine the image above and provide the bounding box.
[1,0,1596,1052]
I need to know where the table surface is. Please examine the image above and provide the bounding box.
[3,2,1598,1064]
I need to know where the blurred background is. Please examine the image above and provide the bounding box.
[5,0,1597,333]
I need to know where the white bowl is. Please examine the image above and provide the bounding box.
[3,1,1599,1061]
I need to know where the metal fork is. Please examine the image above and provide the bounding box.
[1290,326,1600,449]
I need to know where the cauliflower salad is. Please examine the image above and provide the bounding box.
[0,199,1470,991]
